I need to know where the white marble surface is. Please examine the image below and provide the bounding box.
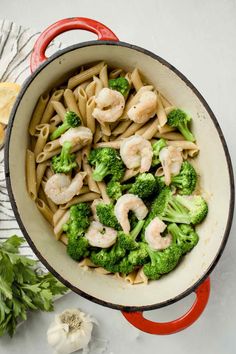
[0,0,236,353]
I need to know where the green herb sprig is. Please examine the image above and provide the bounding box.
[0,235,67,337]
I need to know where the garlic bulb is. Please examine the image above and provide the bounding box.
[47,308,96,354]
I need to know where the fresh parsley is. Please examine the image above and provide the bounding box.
[0,235,67,337]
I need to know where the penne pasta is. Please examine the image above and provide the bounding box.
[93,124,102,143]
[29,93,50,135]
[108,68,124,79]
[111,119,131,136]
[43,138,61,152]
[61,192,100,209]
[93,140,121,149]
[41,89,64,124]
[85,81,96,98]
[158,124,175,134]
[34,124,50,157]
[99,64,108,88]
[133,267,148,285]
[51,101,67,120]
[160,93,172,108]
[36,161,48,192]
[93,76,103,96]
[166,140,199,151]
[36,143,82,163]
[53,210,70,240]
[36,198,53,225]
[94,267,111,275]
[131,68,143,91]
[82,157,100,194]
[53,208,67,227]
[77,87,87,125]
[64,88,80,116]
[124,72,132,87]
[30,135,37,151]
[154,131,184,140]
[125,270,138,284]
[155,166,164,176]
[26,149,37,200]
[118,122,145,139]
[141,117,159,140]
[86,96,96,134]
[79,258,97,267]
[60,233,68,246]
[68,61,105,89]
[49,114,61,133]
[97,181,110,204]
[156,93,167,127]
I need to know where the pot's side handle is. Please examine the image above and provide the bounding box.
[122,277,210,335]
[30,17,119,73]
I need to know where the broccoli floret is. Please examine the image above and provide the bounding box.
[106,181,131,200]
[128,242,149,266]
[129,173,157,199]
[143,187,208,230]
[118,258,135,275]
[152,139,167,167]
[107,173,160,201]
[90,241,126,270]
[168,223,199,255]
[50,111,81,140]
[167,109,195,142]
[63,203,91,238]
[171,161,197,195]
[143,243,182,280]
[118,220,145,250]
[88,147,125,182]
[67,234,90,261]
[108,77,130,97]
[96,203,121,230]
[51,141,77,173]
[174,195,208,225]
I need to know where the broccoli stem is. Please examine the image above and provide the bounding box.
[130,220,145,240]
[92,163,109,181]
[50,121,70,140]
[178,122,195,142]
[61,141,72,158]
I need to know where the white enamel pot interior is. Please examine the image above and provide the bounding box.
[5,41,234,311]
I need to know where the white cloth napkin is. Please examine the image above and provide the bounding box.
[0,19,61,261]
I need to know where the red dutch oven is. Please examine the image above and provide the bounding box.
[5,18,234,335]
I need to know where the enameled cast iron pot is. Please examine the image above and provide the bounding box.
[5,18,234,334]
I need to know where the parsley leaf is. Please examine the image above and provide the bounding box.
[0,236,67,337]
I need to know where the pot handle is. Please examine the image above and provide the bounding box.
[122,277,210,335]
[30,17,119,73]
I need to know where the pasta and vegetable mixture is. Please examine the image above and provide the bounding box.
[26,62,208,285]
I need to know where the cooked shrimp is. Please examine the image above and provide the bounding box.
[120,135,153,173]
[92,88,125,123]
[91,198,103,221]
[45,172,86,205]
[145,217,172,250]
[85,221,117,248]
[159,146,183,186]
[114,194,148,233]
[128,91,157,124]
[59,127,93,147]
